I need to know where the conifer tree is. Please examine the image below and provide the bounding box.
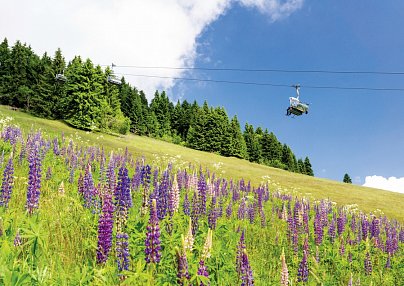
[343,173,352,184]
[304,157,314,176]
[229,115,247,159]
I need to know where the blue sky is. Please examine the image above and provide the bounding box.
[169,2,404,186]
[1,0,404,191]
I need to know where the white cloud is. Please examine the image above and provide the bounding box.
[0,0,303,100]
[363,175,404,194]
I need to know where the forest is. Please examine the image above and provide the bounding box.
[0,38,313,176]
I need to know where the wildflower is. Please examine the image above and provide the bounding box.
[14,230,22,247]
[45,166,52,180]
[236,230,246,276]
[96,187,114,264]
[26,142,42,215]
[0,156,14,208]
[201,229,213,260]
[145,199,161,264]
[297,250,308,282]
[197,259,210,286]
[183,192,190,216]
[184,218,194,252]
[240,249,254,286]
[280,248,289,286]
[116,232,129,271]
[176,244,190,285]
[364,252,372,275]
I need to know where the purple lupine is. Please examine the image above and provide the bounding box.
[247,202,255,224]
[45,166,52,180]
[198,173,208,215]
[116,232,130,271]
[236,230,246,276]
[364,252,372,275]
[337,210,346,236]
[191,191,200,235]
[328,218,336,244]
[116,166,132,210]
[157,170,169,220]
[0,156,14,208]
[371,217,380,239]
[183,192,190,216]
[96,187,115,264]
[314,211,323,245]
[260,209,266,227]
[197,259,210,286]
[145,199,161,264]
[399,228,404,243]
[82,164,95,209]
[52,137,60,156]
[26,141,42,215]
[297,250,309,282]
[176,247,190,285]
[14,230,22,247]
[240,250,254,286]
[226,202,233,219]
[385,254,391,269]
[361,216,369,240]
[238,197,246,220]
[339,239,345,256]
[208,197,217,230]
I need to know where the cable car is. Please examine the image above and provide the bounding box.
[286,84,309,116]
[55,72,67,82]
[107,63,121,85]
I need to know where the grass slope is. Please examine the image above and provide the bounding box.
[1,105,403,222]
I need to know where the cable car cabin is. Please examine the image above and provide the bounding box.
[287,97,309,116]
[107,75,121,85]
[55,74,67,82]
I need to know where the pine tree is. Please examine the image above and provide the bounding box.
[244,123,262,163]
[229,115,247,159]
[343,173,352,184]
[304,157,314,176]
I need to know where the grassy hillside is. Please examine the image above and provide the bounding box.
[1,105,402,222]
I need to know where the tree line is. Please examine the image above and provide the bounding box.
[0,38,313,175]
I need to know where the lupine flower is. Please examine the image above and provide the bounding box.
[371,217,380,239]
[315,246,320,263]
[201,228,213,260]
[208,197,217,230]
[328,218,336,243]
[198,173,207,215]
[297,250,309,282]
[0,218,3,237]
[183,192,190,216]
[361,216,369,240]
[197,259,210,286]
[45,166,52,180]
[240,249,254,286]
[157,170,169,220]
[145,199,161,264]
[171,176,180,213]
[26,141,42,215]
[176,244,190,285]
[314,211,323,245]
[226,202,233,219]
[238,198,246,220]
[96,187,115,264]
[191,191,200,235]
[280,248,289,286]
[0,156,14,208]
[236,230,246,276]
[385,254,391,269]
[337,211,346,236]
[347,273,353,286]
[14,230,22,247]
[116,232,130,271]
[184,218,194,252]
[364,252,372,275]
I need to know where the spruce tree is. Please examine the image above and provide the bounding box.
[229,115,247,159]
[343,173,352,184]
[304,157,314,176]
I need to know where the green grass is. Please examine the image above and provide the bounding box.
[1,105,403,222]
